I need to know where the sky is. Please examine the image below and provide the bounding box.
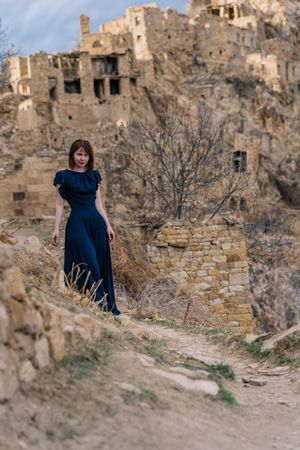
[1,0,188,56]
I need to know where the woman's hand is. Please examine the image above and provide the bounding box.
[107,225,116,242]
[52,230,60,246]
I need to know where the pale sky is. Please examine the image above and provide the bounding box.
[1,0,188,56]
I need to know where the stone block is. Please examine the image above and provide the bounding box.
[10,332,35,360]
[0,345,18,402]
[238,318,255,328]
[209,304,226,313]
[18,360,36,383]
[229,285,245,292]
[0,304,10,344]
[212,255,227,263]
[234,261,248,268]
[74,314,102,341]
[201,262,215,269]
[45,329,65,361]
[227,254,241,263]
[208,298,223,305]
[208,269,219,277]
[229,273,250,285]
[195,270,208,277]
[197,282,211,291]
[43,305,66,361]
[0,246,13,270]
[4,267,27,301]
[8,300,26,331]
[34,336,50,368]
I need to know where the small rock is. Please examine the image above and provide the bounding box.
[74,314,102,341]
[43,304,65,361]
[10,332,35,360]
[34,336,50,368]
[115,382,142,394]
[294,381,300,395]
[278,400,290,407]
[153,368,219,396]
[4,266,27,301]
[136,353,156,368]
[0,304,10,344]
[242,377,267,387]
[8,300,26,331]
[0,346,18,402]
[23,309,44,336]
[18,361,36,383]
[0,246,13,270]
[46,329,65,361]
[168,366,209,379]
[22,236,42,253]
[140,401,151,409]
[257,366,290,376]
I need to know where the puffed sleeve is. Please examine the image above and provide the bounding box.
[53,170,67,199]
[94,170,102,190]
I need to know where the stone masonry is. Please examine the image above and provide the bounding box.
[147,220,255,334]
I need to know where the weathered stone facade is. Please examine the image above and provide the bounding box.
[0,155,63,218]
[1,0,299,222]
[147,221,255,334]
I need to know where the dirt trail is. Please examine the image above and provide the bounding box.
[2,315,300,450]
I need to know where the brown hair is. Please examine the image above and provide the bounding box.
[69,139,94,170]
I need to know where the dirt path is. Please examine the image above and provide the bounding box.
[2,316,300,450]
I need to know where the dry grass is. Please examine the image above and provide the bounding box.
[111,231,153,299]
[133,278,227,329]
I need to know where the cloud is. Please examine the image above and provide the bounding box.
[1,0,186,55]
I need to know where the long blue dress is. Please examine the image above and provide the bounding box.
[53,169,120,315]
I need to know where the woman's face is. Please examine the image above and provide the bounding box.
[73,147,89,170]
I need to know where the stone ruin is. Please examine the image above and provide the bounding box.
[1,0,300,332]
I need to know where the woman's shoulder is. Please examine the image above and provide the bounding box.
[53,169,68,185]
[92,169,102,183]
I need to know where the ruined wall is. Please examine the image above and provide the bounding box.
[147,221,255,334]
[195,15,256,64]
[0,155,64,218]
[0,244,104,406]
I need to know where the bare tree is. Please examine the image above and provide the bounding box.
[0,19,14,90]
[123,97,250,220]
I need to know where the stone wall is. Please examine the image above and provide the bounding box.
[0,245,103,405]
[147,221,255,334]
[0,155,64,218]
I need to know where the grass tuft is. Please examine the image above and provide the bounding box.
[210,363,235,380]
[144,339,170,365]
[208,373,237,406]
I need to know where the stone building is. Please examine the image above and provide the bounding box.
[8,16,140,133]
[2,0,300,221]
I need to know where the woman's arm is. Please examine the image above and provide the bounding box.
[52,189,64,246]
[95,189,116,242]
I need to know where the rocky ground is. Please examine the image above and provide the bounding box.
[1,314,300,450]
[0,221,300,450]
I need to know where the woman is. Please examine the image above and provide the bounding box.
[52,139,121,316]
